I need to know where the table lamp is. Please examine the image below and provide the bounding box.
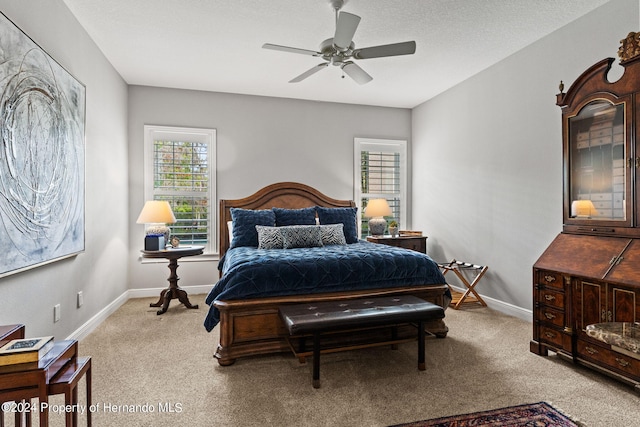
[571,199,597,218]
[364,199,392,236]
[136,200,176,243]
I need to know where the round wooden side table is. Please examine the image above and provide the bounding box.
[141,245,204,315]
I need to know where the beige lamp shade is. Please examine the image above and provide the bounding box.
[364,198,392,218]
[571,199,597,218]
[136,201,176,224]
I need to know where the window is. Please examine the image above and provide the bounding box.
[144,126,216,254]
[354,138,407,238]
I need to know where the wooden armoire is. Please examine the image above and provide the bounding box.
[531,32,640,391]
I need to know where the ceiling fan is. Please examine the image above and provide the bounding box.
[262,0,416,85]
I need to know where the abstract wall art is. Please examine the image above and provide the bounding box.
[0,12,85,277]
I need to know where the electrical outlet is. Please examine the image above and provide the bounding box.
[54,304,61,322]
[77,291,83,308]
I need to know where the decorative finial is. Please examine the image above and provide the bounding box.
[618,31,640,63]
[559,80,564,93]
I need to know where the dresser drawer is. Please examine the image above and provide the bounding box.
[539,325,564,348]
[577,339,640,379]
[536,270,562,290]
[404,240,425,253]
[538,288,564,309]
[537,305,564,328]
[366,236,426,254]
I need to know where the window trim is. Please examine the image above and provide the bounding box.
[353,137,407,237]
[143,125,217,255]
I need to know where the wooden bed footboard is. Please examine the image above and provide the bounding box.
[213,285,451,366]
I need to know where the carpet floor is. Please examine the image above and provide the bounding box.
[35,294,640,426]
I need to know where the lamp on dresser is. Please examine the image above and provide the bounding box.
[570,199,597,218]
[364,199,392,236]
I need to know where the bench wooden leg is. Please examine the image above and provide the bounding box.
[312,332,321,389]
[418,320,426,371]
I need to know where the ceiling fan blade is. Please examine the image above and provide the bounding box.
[341,61,372,85]
[333,12,360,50]
[262,43,320,56]
[289,63,329,83]
[353,41,416,59]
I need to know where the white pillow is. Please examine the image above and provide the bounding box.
[227,221,233,245]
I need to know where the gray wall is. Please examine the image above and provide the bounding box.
[127,86,412,291]
[412,0,638,316]
[0,1,129,337]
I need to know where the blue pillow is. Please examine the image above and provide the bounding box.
[230,208,276,248]
[273,207,317,226]
[316,207,358,244]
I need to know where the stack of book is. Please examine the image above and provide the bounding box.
[0,336,54,372]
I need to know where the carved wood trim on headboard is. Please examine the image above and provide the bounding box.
[218,182,356,259]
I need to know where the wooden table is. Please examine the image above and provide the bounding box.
[0,325,78,427]
[141,245,204,315]
[0,324,26,427]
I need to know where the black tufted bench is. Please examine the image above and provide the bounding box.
[278,295,445,388]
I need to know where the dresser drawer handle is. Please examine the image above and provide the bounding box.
[543,275,556,283]
[544,294,556,301]
[544,331,556,339]
[544,312,556,320]
[616,358,630,368]
[585,346,598,355]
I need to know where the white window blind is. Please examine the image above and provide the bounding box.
[354,138,407,238]
[144,126,216,253]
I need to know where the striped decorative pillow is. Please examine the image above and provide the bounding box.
[255,225,284,249]
[319,224,346,245]
[280,225,323,249]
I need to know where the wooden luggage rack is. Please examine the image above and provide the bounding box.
[438,259,488,309]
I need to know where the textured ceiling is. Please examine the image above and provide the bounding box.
[62,0,611,108]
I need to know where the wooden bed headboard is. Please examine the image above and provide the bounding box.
[219,182,356,258]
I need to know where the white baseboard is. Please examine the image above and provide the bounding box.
[448,285,532,322]
[66,285,213,341]
[67,291,129,341]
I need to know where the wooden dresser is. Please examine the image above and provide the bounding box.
[531,33,640,391]
[366,235,427,253]
[532,234,640,389]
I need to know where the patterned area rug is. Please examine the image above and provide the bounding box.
[391,402,583,427]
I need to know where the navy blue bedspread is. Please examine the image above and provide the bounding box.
[204,241,447,332]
